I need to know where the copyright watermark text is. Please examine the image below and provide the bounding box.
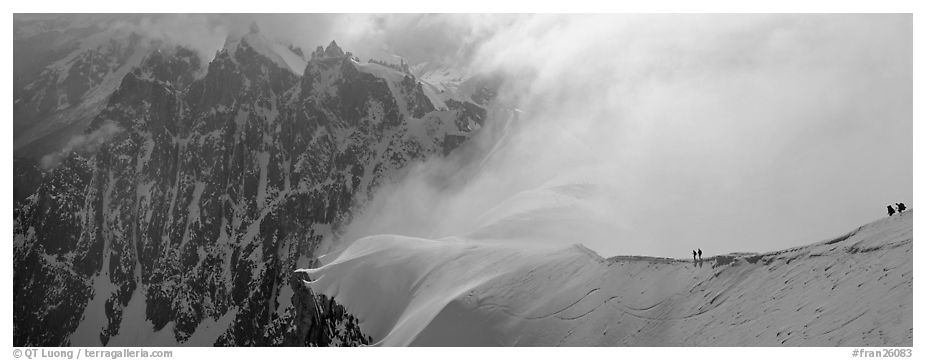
[851,348,913,358]
[13,348,173,360]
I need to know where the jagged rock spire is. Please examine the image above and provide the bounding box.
[324,40,344,58]
[311,40,346,60]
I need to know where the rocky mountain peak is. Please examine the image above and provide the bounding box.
[311,40,346,61]
[15,25,490,347]
[135,45,202,89]
[325,40,344,58]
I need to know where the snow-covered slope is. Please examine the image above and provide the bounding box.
[410,61,502,110]
[299,211,912,346]
[14,19,153,157]
[410,62,468,100]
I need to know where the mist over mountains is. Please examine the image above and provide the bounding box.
[12,14,912,347]
[14,16,495,346]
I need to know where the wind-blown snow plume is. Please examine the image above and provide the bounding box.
[302,210,912,346]
[299,15,913,347]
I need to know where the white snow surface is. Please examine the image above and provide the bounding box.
[411,62,469,97]
[270,43,308,76]
[355,61,471,115]
[299,212,912,346]
[409,61,484,111]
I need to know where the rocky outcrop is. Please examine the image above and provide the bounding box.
[14,36,491,346]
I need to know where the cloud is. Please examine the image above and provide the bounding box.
[334,14,912,258]
[40,121,124,169]
[22,14,911,258]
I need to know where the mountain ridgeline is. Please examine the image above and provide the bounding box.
[13,31,491,346]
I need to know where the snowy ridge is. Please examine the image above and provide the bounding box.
[299,212,912,346]
[411,62,469,97]
[411,62,472,111]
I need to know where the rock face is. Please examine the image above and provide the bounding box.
[14,17,152,158]
[13,31,489,346]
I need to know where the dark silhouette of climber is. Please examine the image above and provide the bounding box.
[896,202,906,214]
[887,205,896,216]
[693,250,697,262]
[698,248,702,261]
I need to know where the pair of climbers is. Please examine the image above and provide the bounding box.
[692,248,702,262]
[887,202,907,216]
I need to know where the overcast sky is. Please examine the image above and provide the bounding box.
[21,14,912,258]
